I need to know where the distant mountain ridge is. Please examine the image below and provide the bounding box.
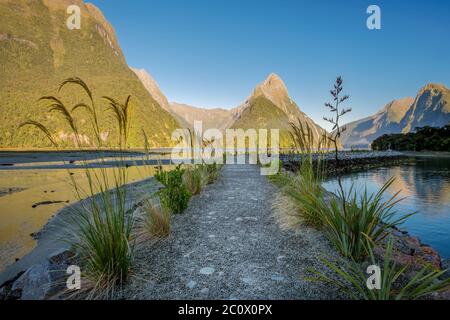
[339,84,450,148]
[228,73,328,147]
[135,72,328,148]
[0,0,178,148]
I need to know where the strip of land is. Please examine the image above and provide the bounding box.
[117,164,342,299]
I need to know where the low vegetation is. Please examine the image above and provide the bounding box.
[372,125,450,152]
[155,163,222,214]
[20,78,137,297]
[308,238,450,300]
[273,77,450,299]
[155,165,191,214]
[137,198,171,241]
[19,77,222,298]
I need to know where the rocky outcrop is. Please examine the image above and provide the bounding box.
[376,229,442,271]
[401,83,450,133]
[0,249,77,300]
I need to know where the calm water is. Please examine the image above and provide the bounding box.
[323,157,450,259]
[0,151,171,272]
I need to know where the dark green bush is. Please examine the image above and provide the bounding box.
[156,165,191,214]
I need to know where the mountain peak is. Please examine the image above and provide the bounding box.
[419,83,448,92]
[251,73,290,110]
[255,73,288,95]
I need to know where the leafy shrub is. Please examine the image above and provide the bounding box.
[156,165,191,214]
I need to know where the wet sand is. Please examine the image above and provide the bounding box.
[0,151,172,276]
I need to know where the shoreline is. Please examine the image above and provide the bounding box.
[0,177,162,288]
[279,151,447,271]
[0,150,448,299]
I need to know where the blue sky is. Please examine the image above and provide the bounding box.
[89,0,450,130]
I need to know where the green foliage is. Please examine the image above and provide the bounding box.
[274,101,412,261]
[71,175,134,295]
[203,162,221,184]
[308,238,450,300]
[271,155,326,228]
[372,125,450,152]
[155,162,222,214]
[285,172,412,260]
[156,165,191,214]
[317,178,414,261]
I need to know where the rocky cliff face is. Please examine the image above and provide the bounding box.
[0,0,178,148]
[401,84,450,133]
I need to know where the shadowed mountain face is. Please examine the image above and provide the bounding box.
[339,98,414,148]
[340,84,450,148]
[401,84,450,133]
[0,0,178,148]
[131,68,235,130]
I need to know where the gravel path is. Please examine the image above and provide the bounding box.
[119,164,342,300]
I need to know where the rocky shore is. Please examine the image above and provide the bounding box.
[0,177,162,300]
[280,150,408,176]
[283,151,450,299]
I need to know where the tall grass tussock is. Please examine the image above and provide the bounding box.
[308,238,450,300]
[20,78,138,298]
[273,77,450,299]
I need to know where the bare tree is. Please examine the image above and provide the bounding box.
[323,76,351,212]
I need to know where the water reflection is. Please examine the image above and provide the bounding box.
[323,158,450,258]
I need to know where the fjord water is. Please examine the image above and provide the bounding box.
[0,152,164,272]
[323,157,450,259]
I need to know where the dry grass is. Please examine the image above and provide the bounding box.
[137,198,171,242]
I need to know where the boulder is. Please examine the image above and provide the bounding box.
[442,259,450,279]
[375,232,442,271]
[48,248,75,265]
[11,262,53,300]
[4,248,77,300]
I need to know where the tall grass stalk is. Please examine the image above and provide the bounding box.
[317,177,413,260]
[20,78,136,298]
